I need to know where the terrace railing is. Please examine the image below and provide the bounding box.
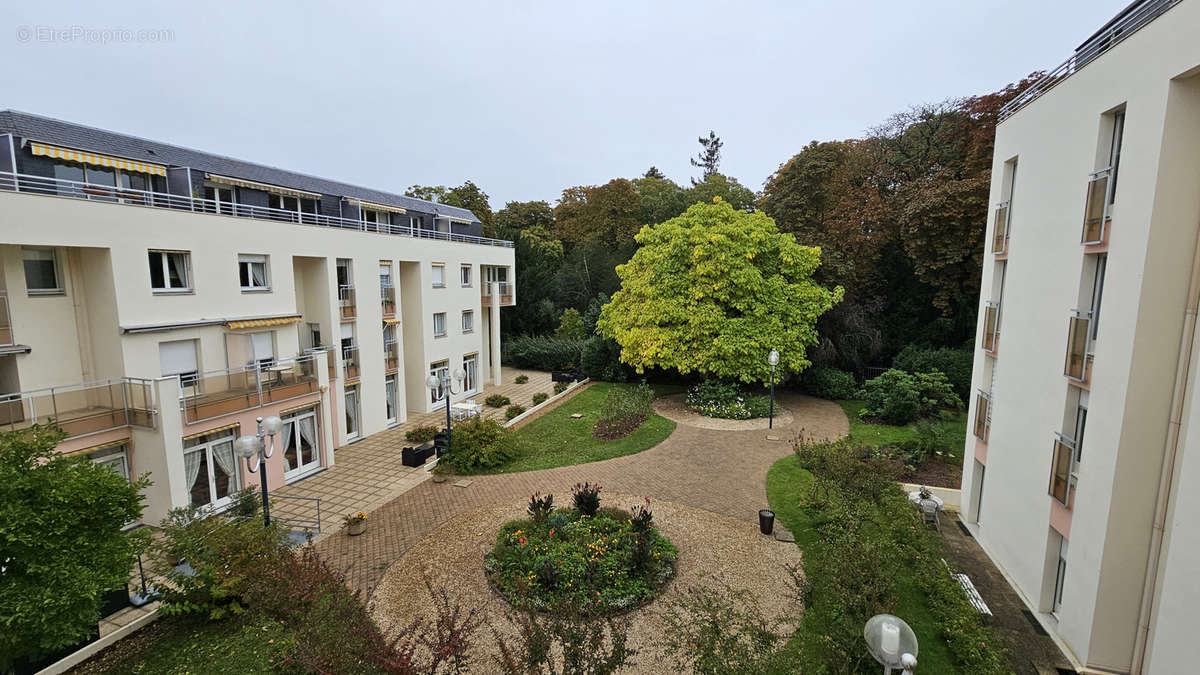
[1064,310,1092,382]
[991,201,1010,255]
[180,353,318,424]
[384,340,399,372]
[973,391,990,441]
[0,171,513,248]
[0,291,12,346]
[342,346,360,380]
[0,377,156,439]
[1082,168,1111,245]
[338,285,357,320]
[381,284,396,316]
[1049,433,1077,506]
[982,302,1000,353]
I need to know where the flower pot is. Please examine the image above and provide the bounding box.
[758,509,775,535]
[347,520,367,536]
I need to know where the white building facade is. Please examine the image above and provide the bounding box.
[960,1,1200,672]
[0,111,514,525]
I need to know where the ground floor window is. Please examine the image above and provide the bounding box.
[88,443,130,481]
[463,354,478,393]
[385,375,398,424]
[183,428,239,509]
[430,360,449,403]
[281,407,320,476]
[1053,535,1068,614]
[344,385,361,440]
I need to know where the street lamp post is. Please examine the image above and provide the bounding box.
[768,349,780,429]
[234,415,283,527]
[426,366,466,447]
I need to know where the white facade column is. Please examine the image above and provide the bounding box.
[491,281,502,385]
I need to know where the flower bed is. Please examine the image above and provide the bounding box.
[484,489,677,616]
[685,380,773,420]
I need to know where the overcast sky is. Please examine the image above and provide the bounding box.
[2,0,1130,207]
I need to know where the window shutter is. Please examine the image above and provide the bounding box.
[159,340,198,376]
[251,332,275,360]
[340,323,354,340]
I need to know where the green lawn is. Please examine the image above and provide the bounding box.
[839,399,968,460]
[765,454,960,673]
[469,382,677,474]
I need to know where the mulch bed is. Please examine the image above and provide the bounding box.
[593,414,647,440]
[901,459,962,488]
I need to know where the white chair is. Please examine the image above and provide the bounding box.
[919,498,941,532]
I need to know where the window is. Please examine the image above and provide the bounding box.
[183,428,239,509]
[238,254,270,291]
[409,215,423,230]
[433,312,447,337]
[336,259,353,288]
[308,323,322,349]
[159,340,199,394]
[1108,112,1124,204]
[460,265,472,287]
[204,185,235,215]
[250,331,275,368]
[344,385,361,440]
[148,250,190,292]
[280,407,320,476]
[462,310,474,333]
[270,194,318,218]
[23,247,62,294]
[432,264,445,288]
[89,443,130,481]
[485,266,508,284]
[463,354,477,393]
[1091,254,1107,340]
[1053,536,1069,614]
[362,208,390,229]
[379,263,393,291]
[1073,399,1088,465]
[385,374,398,424]
[430,360,448,403]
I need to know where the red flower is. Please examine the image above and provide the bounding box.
[519,536,526,546]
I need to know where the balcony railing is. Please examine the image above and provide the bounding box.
[1082,168,1111,245]
[982,301,1000,353]
[0,377,155,439]
[180,354,319,424]
[384,340,399,372]
[973,391,990,441]
[381,285,396,316]
[0,290,12,346]
[1064,310,1092,381]
[998,0,1180,122]
[339,285,356,320]
[342,346,360,380]
[1049,433,1077,506]
[0,171,513,248]
[482,281,513,305]
[991,201,1010,255]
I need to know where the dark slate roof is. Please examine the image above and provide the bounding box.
[0,110,479,223]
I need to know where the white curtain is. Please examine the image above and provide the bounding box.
[299,417,317,466]
[183,449,203,497]
[167,253,187,287]
[281,420,294,471]
[211,441,236,486]
[250,263,266,287]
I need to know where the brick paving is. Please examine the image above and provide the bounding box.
[312,391,849,598]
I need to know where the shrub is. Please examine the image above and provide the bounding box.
[630,497,653,532]
[571,482,602,516]
[441,416,516,473]
[555,308,587,340]
[528,493,554,522]
[892,345,973,400]
[685,379,773,420]
[858,369,962,425]
[486,394,511,408]
[594,383,654,438]
[799,366,857,400]
[405,424,439,443]
[659,583,796,675]
[532,392,549,405]
[495,607,634,675]
[581,335,629,382]
[505,404,527,420]
[514,374,529,384]
[506,335,584,371]
[554,381,569,395]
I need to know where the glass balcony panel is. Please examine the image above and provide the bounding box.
[1082,173,1109,244]
[1050,435,1075,505]
[339,286,356,320]
[973,392,989,440]
[991,204,1009,254]
[0,379,154,438]
[1064,314,1091,380]
[982,304,999,353]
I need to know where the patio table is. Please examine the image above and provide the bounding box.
[907,490,944,510]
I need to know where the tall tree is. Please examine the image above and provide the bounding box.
[599,200,842,383]
[552,179,642,249]
[406,181,495,236]
[503,223,564,337]
[633,174,689,226]
[690,131,723,185]
[494,200,554,241]
[643,166,666,179]
[686,173,756,212]
[404,184,449,203]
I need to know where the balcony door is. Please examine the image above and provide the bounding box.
[344,385,361,440]
[281,407,321,480]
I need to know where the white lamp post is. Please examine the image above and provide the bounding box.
[768,349,780,429]
[234,414,282,526]
[426,366,466,447]
[864,613,919,675]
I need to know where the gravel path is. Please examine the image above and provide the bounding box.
[371,494,803,674]
[652,393,795,430]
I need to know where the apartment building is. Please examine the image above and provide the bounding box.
[0,111,515,524]
[961,0,1198,672]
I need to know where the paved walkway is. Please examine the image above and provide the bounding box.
[313,392,849,597]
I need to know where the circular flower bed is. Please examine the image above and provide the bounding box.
[484,492,677,616]
[686,380,774,420]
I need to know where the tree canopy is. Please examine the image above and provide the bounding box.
[552,179,643,249]
[599,199,842,383]
[406,180,496,236]
[690,130,723,185]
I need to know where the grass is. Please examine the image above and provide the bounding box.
[765,454,960,673]
[839,399,968,457]
[468,381,676,474]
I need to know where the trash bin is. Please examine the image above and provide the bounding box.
[759,509,775,535]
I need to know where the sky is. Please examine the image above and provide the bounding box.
[2,0,1132,207]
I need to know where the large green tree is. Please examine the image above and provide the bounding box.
[687,173,756,212]
[552,179,642,249]
[406,180,496,236]
[0,426,149,669]
[599,199,842,383]
[632,174,689,227]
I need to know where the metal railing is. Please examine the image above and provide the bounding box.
[0,291,12,346]
[1064,310,1093,381]
[1049,433,1077,506]
[1082,168,1111,245]
[380,284,396,315]
[180,353,319,424]
[338,285,356,320]
[0,171,513,248]
[991,201,1010,255]
[482,281,512,298]
[973,390,990,441]
[982,301,1000,353]
[0,377,156,438]
[384,340,399,371]
[342,345,360,380]
[268,493,323,536]
[998,0,1180,122]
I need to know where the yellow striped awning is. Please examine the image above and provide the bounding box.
[206,173,321,200]
[383,317,401,326]
[63,437,130,457]
[226,315,302,330]
[280,401,319,415]
[30,141,166,176]
[182,422,240,442]
[349,198,406,215]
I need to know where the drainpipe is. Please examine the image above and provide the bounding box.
[1131,219,1200,673]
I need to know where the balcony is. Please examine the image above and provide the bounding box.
[381,285,396,317]
[481,281,514,307]
[973,391,990,441]
[0,291,12,346]
[982,301,1000,353]
[1082,168,1111,246]
[384,340,399,372]
[1049,433,1077,507]
[0,171,514,248]
[991,201,1010,256]
[339,285,356,320]
[0,378,155,439]
[342,346,360,381]
[1064,310,1092,383]
[180,354,318,424]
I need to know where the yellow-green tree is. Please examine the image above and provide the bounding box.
[598,199,843,383]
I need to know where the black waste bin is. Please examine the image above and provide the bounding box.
[759,509,775,535]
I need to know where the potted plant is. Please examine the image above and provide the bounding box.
[344,511,368,536]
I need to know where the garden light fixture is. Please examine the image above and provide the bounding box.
[235,414,282,526]
[768,348,779,429]
[427,365,466,448]
[864,613,919,674]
